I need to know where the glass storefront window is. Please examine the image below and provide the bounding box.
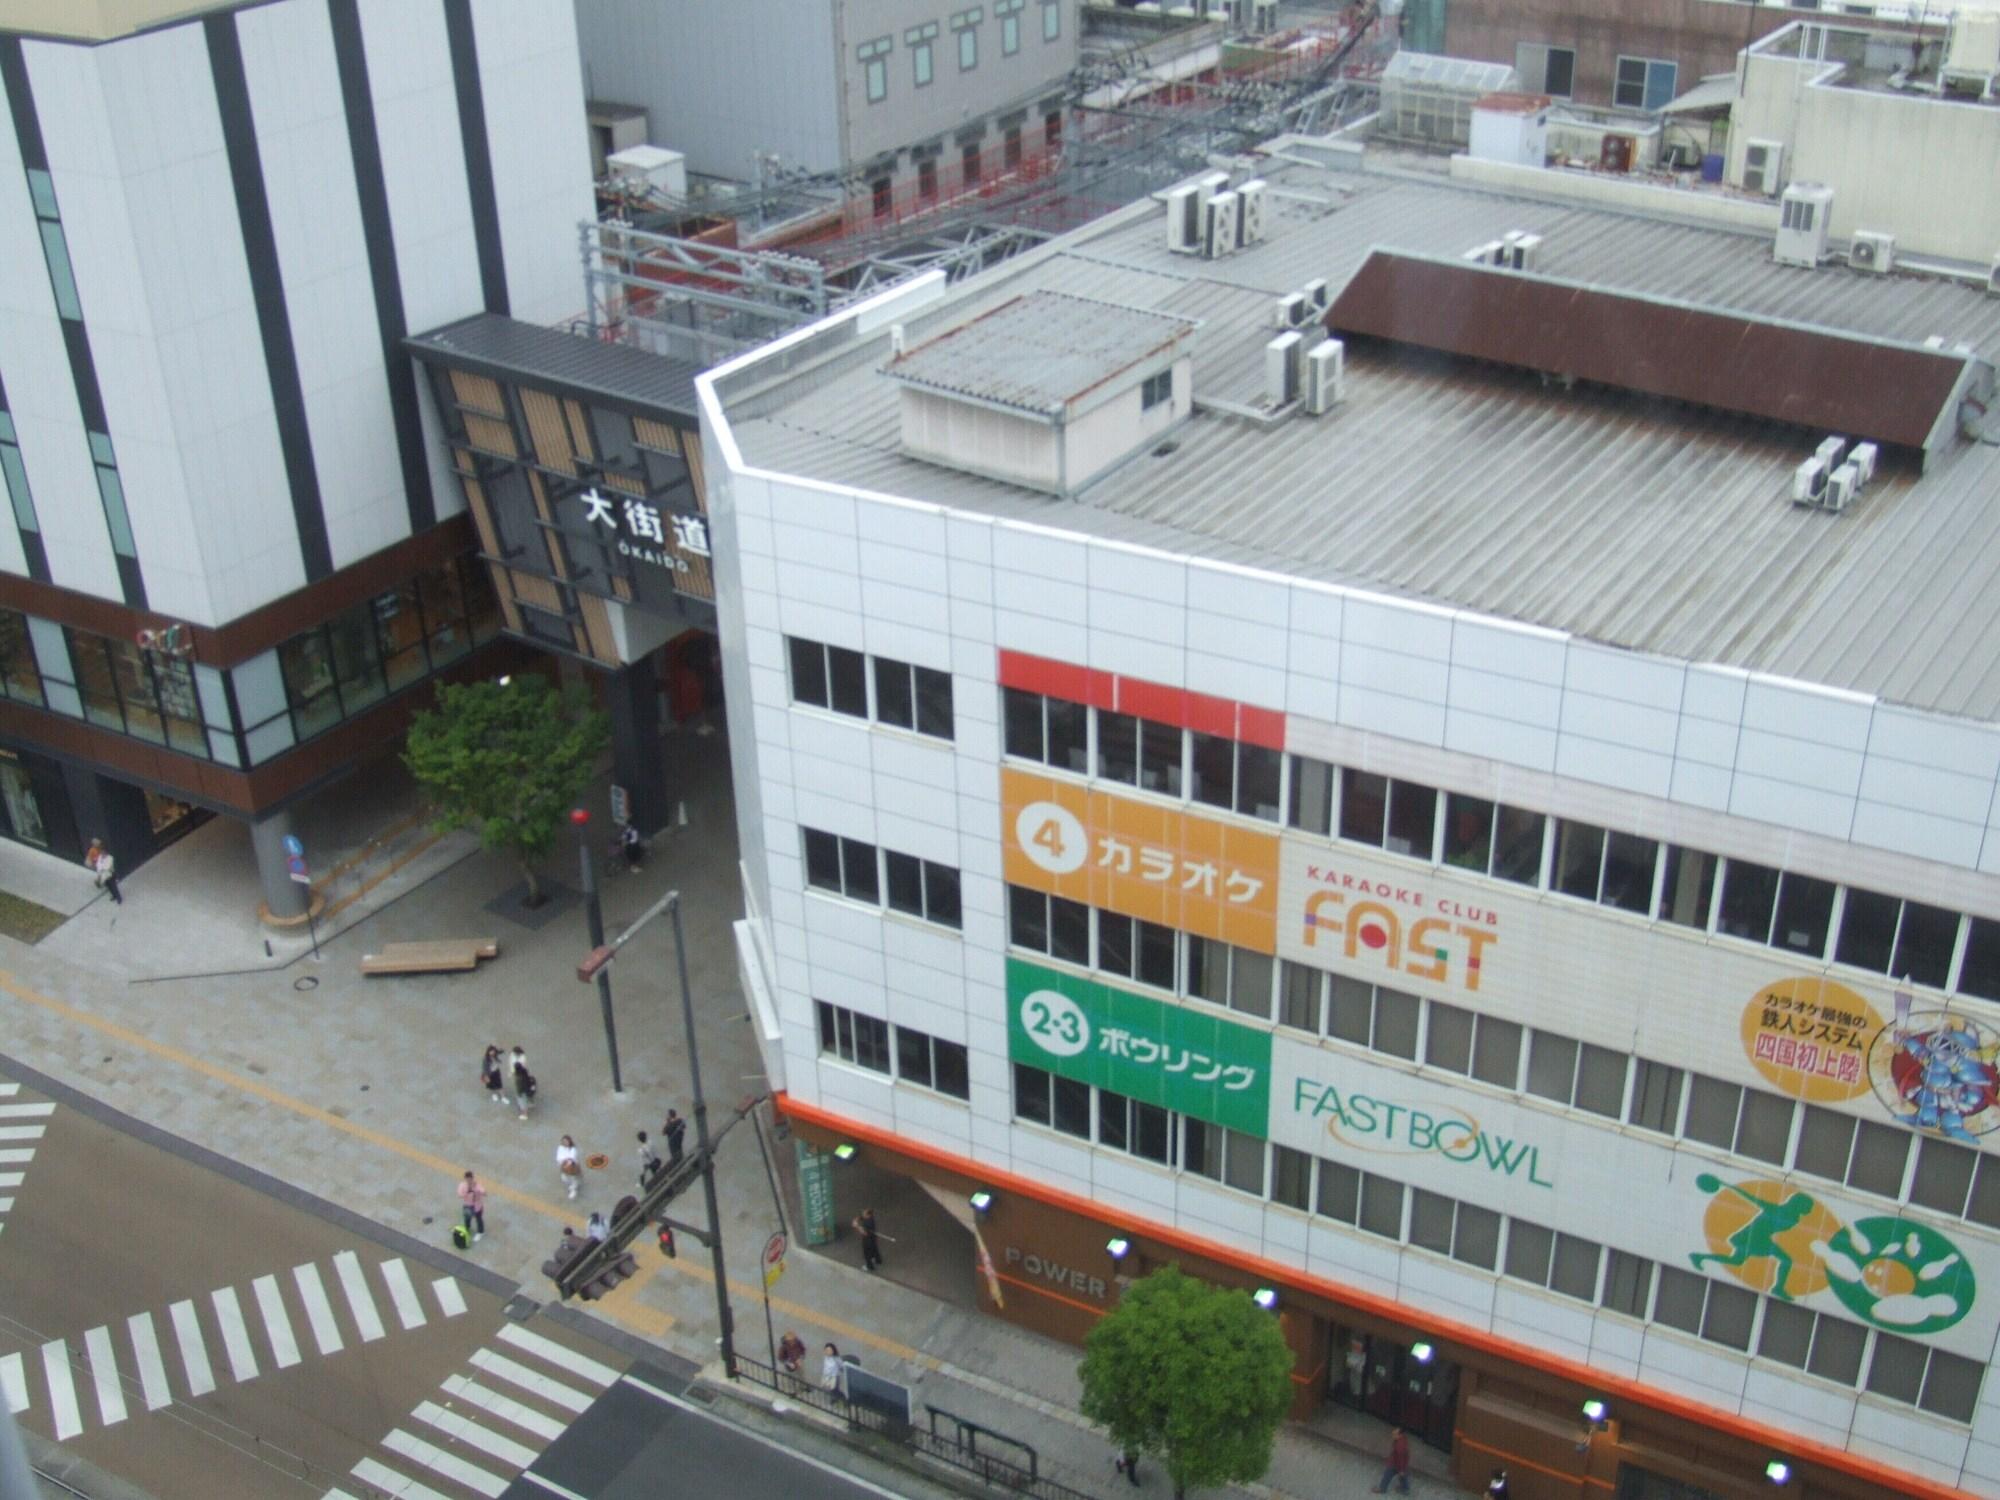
[155,656,206,755]
[375,582,428,691]
[0,761,46,847]
[109,639,165,744]
[421,560,472,666]
[66,632,124,730]
[279,630,341,739]
[327,606,385,713]
[0,609,41,703]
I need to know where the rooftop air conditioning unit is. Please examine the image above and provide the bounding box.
[1791,455,1828,506]
[1273,292,1310,329]
[1305,338,1345,415]
[1815,435,1848,472]
[1236,178,1268,247]
[1850,441,1878,485]
[1775,182,1833,269]
[1204,192,1239,258]
[1166,184,1202,254]
[1743,138,1784,197]
[1266,331,1304,407]
[1508,233,1544,271]
[1825,462,1859,514]
[1464,239,1505,265]
[1988,251,2000,294]
[1301,277,1329,313]
[1850,230,1896,274]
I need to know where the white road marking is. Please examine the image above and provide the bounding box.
[41,1340,80,1440]
[0,1083,17,1094]
[520,1473,591,1500]
[411,1401,537,1469]
[466,1350,590,1414]
[440,1374,563,1442]
[0,1125,45,1140]
[0,1150,35,1164]
[333,1251,385,1342]
[0,1103,53,1118]
[168,1300,215,1397]
[320,1491,362,1500]
[211,1286,258,1382]
[294,1263,344,1355]
[381,1430,507,1498]
[495,1325,617,1387]
[351,1457,454,1500]
[0,1197,12,1212]
[0,1352,25,1412]
[126,1313,171,1410]
[379,1258,425,1331]
[430,1277,466,1319]
[84,1325,126,1426]
[0,1174,21,1188]
[253,1274,300,1368]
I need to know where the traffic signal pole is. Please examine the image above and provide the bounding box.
[570,808,623,1096]
[573,879,736,1378]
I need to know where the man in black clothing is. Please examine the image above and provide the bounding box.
[853,1207,883,1271]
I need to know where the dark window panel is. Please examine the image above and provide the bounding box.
[914,665,954,738]
[1919,1348,1983,1422]
[1793,1106,1856,1182]
[1052,1075,1091,1137]
[1008,884,1048,950]
[1047,698,1088,772]
[1443,794,1494,874]
[1014,1063,1051,1125]
[1003,687,1043,759]
[804,828,841,891]
[1340,769,1387,846]
[840,837,878,903]
[1357,1173,1404,1238]
[1049,894,1090,964]
[1237,742,1282,821]
[1553,820,1605,900]
[896,1027,932,1088]
[1316,1159,1359,1222]
[853,1013,891,1073]
[1136,920,1176,989]
[1602,1251,1653,1318]
[1683,1074,1743,1152]
[1137,719,1181,795]
[1185,934,1228,1006]
[1098,1089,1130,1151]
[827,645,867,717]
[1471,1016,1523,1089]
[1627,1059,1684,1134]
[1601,831,1658,914]
[1503,1220,1553,1285]
[1452,1203,1501,1269]
[1772,872,1837,957]
[1097,710,1137,783]
[1699,1280,1755,1349]
[1229,947,1273,1019]
[1894,900,1959,989]
[1659,845,1718,928]
[1371,987,1420,1060]
[1835,887,1900,972]
[1272,1144,1312,1210]
[1289,755,1334,835]
[1525,1031,1579,1104]
[1409,1189,1454,1253]
[1717,859,1781,943]
[885,850,923,916]
[1549,1232,1602,1301]
[1097,911,1133,976]
[1573,1044,1629,1118]
[874,657,914,729]
[923,862,961,928]
[933,1040,969,1099]
[1756,1299,1814,1367]
[1806,1315,1866,1385]
[1845,1118,1909,1196]
[1865,1333,1927,1404]
[1278,962,1322,1032]
[1733,1090,1794,1165]
[1189,731,1234,811]
[1385,781,1436,858]
[1491,804,1545,885]
[1424,1001,1474,1074]
[1909,1137,1976,1217]
[1327,974,1373,1048]
[1650,1266,1705,1335]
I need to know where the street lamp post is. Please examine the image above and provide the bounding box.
[570,807,624,1096]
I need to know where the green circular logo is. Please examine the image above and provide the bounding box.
[1821,1216,1975,1335]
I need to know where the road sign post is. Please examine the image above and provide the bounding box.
[759,1230,786,1373]
[283,837,318,960]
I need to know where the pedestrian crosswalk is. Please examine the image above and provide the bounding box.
[0,1087,51,1235]
[328,1321,621,1500]
[0,1252,468,1441]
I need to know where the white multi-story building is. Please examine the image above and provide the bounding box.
[0,0,589,901]
[703,143,2000,1500]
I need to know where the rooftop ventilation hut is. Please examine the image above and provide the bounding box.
[1375,53,1520,149]
[884,291,1198,495]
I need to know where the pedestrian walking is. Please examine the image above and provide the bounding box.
[86,839,121,904]
[636,1130,662,1186]
[1486,1469,1511,1499]
[510,1045,536,1119]
[586,1211,609,1242]
[663,1108,686,1165]
[480,1045,506,1105]
[457,1171,486,1241]
[1372,1426,1411,1495]
[1113,1448,1142,1485]
[556,1134,581,1200]
[821,1342,845,1395]
[778,1330,806,1374]
[619,821,644,871]
[853,1206,883,1272]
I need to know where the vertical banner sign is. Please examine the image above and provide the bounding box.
[1007,958,1272,1134]
[796,1140,837,1246]
[1001,769,1280,952]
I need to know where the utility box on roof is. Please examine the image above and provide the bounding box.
[1469,93,1552,167]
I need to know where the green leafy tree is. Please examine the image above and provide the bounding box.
[1078,1265,1295,1498]
[403,676,609,906]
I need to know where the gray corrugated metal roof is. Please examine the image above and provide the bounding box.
[726,153,2000,722]
[406,314,705,420]
[883,291,1196,417]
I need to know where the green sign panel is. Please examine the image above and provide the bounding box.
[796,1139,837,1246]
[1006,958,1272,1136]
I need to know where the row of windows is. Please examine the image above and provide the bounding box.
[816,1001,970,1099]
[1008,1062,1982,1423]
[1006,884,2000,1228]
[860,0,1060,100]
[805,826,964,930]
[1001,684,2000,1005]
[787,636,954,740]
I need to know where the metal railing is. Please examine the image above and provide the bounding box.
[734,1356,1100,1500]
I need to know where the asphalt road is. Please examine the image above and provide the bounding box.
[0,1064,911,1500]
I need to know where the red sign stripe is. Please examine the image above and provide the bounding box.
[997,649,1286,750]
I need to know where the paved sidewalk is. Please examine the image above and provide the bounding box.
[0,719,1462,1500]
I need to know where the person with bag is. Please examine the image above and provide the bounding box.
[821,1342,845,1396]
[636,1129,662,1186]
[510,1045,536,1119]
[456,1171,486,1243]
[85,839,122,905]
[556,1134,581,1200]
[480,1045,506,1105]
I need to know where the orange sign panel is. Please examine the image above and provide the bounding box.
[1000,769,1280,953]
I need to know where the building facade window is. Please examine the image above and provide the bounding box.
[1615,55,1678,111]
[816,1000,891,1074]
[805,826,962,929]
[0,609,42,705]
[0,413,41,555]
[962,141,981,185]
[906,22,938,85]
[918,156,939,199]
[858,36,892,103]
[791,636,953,739]
[953,9,981,70]
[1141,370,1173,411]
[997,0,1023,55]
[1043,0,1062,40]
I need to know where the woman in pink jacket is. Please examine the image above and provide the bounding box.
[457,1171,486,1241]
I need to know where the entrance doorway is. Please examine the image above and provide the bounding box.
[1327,1324,1458,1452]
[0,761,47,848]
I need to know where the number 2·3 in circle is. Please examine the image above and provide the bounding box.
[1020,989,1091,1058]
[1015,800,1088,876]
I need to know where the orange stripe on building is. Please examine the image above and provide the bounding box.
[777,1093,1974,1500]
[996,648,1287,751]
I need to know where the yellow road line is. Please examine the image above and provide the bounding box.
[0,968,929,1365]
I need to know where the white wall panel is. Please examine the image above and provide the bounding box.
[471,0,594,326]
[239,0,406,572]
[1740,1367,1855,1451]
[1847,1402,1971,1487]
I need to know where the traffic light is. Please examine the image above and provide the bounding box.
[578,1249,638,1301]
[658,1224,676,1259]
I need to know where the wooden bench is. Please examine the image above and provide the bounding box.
[359,938,499,976]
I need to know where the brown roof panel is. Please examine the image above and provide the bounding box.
[1327,251,1969,453]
